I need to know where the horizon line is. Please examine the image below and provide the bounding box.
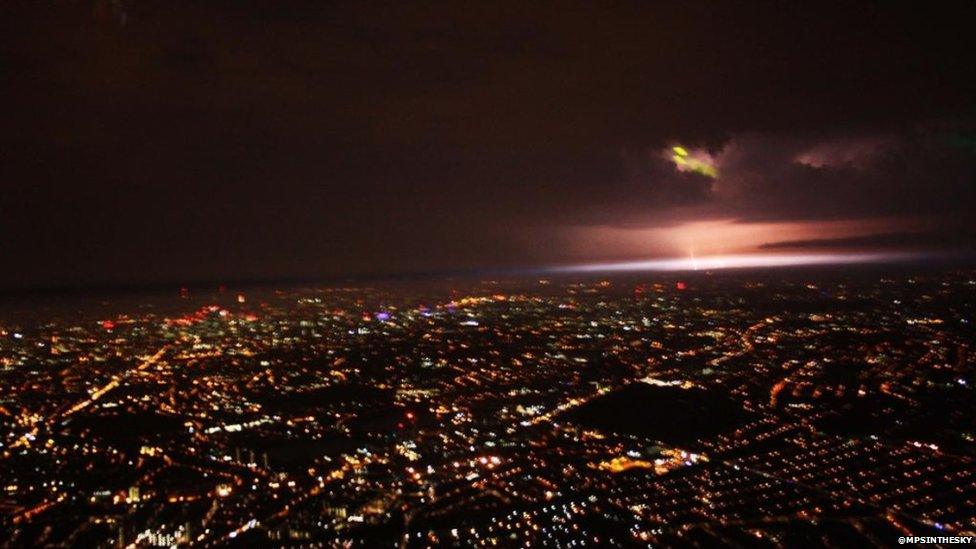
[0,251,972,298]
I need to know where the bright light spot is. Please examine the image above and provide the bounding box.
[669,144,717,178]
[549,252,921,273]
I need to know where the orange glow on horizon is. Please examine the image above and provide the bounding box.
[560,217,931,260]
[550,251,923,273]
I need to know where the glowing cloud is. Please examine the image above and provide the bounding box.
[670,145,718,178]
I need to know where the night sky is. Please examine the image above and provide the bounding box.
[3,1,975,289]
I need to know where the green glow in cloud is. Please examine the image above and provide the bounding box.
[671,145,717,178]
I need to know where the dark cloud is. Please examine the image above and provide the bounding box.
[2,1,976,287]
[703,128,976,223]
[759,231,976,251]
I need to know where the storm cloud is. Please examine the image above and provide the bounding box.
[2,1,975,287]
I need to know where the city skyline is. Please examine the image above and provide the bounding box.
[2,270,975,546]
